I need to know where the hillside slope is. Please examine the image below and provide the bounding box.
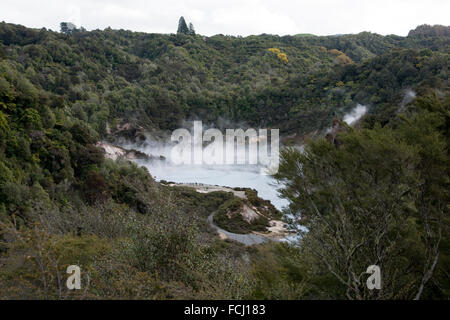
[1,22,448,137]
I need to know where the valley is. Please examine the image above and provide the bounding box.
[0,20,448,300]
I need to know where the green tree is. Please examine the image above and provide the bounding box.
[188,22,195,35]
[276,127,422,299]
[274,94,449,299]
[60,22,68,34]
[177,16,189,34]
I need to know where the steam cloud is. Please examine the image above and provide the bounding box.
[343,104,368,125]
[398,89,416,113]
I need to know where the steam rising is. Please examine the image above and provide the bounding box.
[119,124,288,210]
[343,104,368,125]
[398,89,416,113]
[325,103,368,134]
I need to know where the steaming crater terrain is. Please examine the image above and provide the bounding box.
[123,103,369,211]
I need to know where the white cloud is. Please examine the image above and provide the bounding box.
[209,0,298,35]
[0,0,448,36]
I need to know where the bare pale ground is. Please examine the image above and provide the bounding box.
[97,142,126,160]
[168,182,289,243]
[97,141,148,161]
[254,220,288,241]
[240,204,259,223]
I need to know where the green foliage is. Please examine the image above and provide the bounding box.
[0,193,254,299]
[177,17,189,35]
[0,110,8,131]
[248,242,344,299]
[167,186,234,220]
[188,23,196,36]
[274,92,449,299]
[0,22,447,137]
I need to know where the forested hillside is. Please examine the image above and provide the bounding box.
[0,22,448,299]
[0,23,448,135]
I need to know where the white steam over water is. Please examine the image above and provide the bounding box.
[123,104,368,211]
[124,138,289,211]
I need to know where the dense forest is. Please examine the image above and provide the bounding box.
[0,22,448,299]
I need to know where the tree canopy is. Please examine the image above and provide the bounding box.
[177,16,189,34]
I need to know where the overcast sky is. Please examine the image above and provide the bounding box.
[1,0,449,36]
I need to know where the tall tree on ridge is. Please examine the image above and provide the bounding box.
[188,22,196,35]
[177,16,189,34]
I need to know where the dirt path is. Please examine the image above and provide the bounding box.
[168,182,288,246]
